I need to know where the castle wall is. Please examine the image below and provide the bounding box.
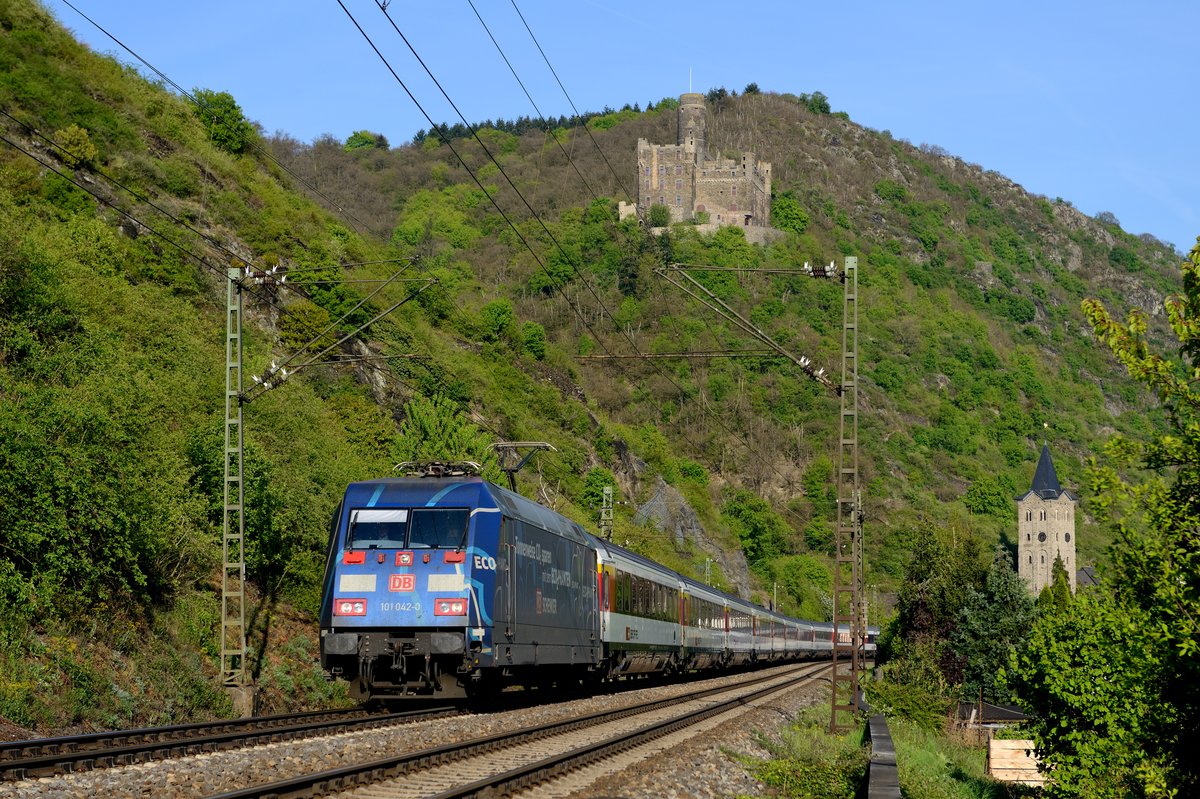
[635,94,772,228]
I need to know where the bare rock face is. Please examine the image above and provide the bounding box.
[633,475,752,598]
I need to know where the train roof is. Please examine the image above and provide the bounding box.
[342,476,590,546]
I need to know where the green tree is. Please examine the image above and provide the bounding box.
[646,204,671,227]
[804,91,831,114]
[192,88,255,155]
[963,475,1016,518]
[1010,238,1200,796]
[520,321,546,360]
[952,546,1035,702]
[879,527,985,691]
[771,191,810,235]
[390,394,498,477]
[721,489,792,571]
[344,130,389,151]
[1036,553,1072,614]
[581,467,617,509]
[479,298,515,343]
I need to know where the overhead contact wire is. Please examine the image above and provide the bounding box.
[59,0,375,237]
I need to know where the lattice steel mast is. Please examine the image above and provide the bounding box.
[222,266,247,689]
[830,256,864,733]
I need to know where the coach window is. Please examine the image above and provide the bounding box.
[348,508,408,548]
[407,508,470,549]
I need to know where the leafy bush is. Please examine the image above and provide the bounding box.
[192,88,255,155]
[874,179,910,203]
[647,203,671,227]
[520,320,546,360]
[479,298,515,342]
[742,704,867,798]
[772,191,810,234]
[53,123,97,167]
[343,130,388,151]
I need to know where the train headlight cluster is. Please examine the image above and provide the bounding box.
[434,598,468,616]
[333,598,367,616]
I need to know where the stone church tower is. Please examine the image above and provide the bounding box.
[1016,444,1078,593]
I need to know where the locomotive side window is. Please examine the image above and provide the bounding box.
[408,508,470,549]
[348,508,408,548]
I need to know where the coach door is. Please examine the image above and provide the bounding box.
[496,516,515,639]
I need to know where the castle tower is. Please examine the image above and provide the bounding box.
[677,92,706,162]
[1016,444,1078,594]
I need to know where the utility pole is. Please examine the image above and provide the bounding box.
[221,266,252,714]
[599,485,614,541]
[830,256,863,734]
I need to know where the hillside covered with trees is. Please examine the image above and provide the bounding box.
[0,3,1189,782]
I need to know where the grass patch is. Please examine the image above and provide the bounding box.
[890,718,1036,799]
[732,702,868,798]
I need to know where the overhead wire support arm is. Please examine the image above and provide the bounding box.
[577,350,780,361]
[242,277,437,402]
[656,264,839,393]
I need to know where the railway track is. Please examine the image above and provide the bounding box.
[0,704,462,782]
[206,661,829,799]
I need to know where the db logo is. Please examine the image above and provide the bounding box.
[389,574,416,592]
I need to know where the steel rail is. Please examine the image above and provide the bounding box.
[0,705,461,781]
[204,661,828,799]
[436,664,830,798]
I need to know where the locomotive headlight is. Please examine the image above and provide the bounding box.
[333,598,368,616]
[434,597,468,616]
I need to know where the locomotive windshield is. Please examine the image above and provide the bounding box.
[348,508,408,548]
[408,508,470,549]
[347,507,470,549]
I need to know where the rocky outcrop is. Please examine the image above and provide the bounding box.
[633,476,752,598]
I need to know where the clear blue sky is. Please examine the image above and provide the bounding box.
[52,0,1198,253]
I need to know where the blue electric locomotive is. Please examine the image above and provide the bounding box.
[319,463,878,701]
[319,466,600,699]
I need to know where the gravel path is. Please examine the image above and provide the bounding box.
[0,664,810,799]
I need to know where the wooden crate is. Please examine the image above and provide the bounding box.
[987,739,1047,786]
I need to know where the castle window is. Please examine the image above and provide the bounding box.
[676,165,682,175]
[659,197,665,206]
[660,166,666,175]
[1041,555,1045,564]
[644,167,650,176]
[675,179,682,189]
[1026,534,1030,542]
[676,195,682,206]
[702,171,707,177]
[1028,555,1032,564]
[1026,511,1031,521]
[731,170,737,177]
[1064,533,1071,543]
[731,186,737,196]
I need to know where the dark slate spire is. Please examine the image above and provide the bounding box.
[1031,443,1063,499]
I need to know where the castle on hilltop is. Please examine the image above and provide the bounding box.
[624,93,772,230]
